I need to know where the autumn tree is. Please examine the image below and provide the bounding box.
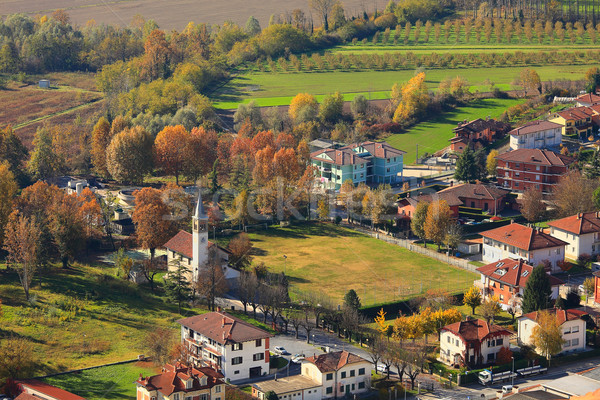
[521,264,552,313]
[146,328,176,366]
[531,311,565,367]
[49,193,86,268]
[0,162,18,247]
[228,189,253,230]
[486,149,498,176]
[132,187,177,259]
[3,211,42,301]
[480,295,501,323]
[521,187,546,223]
[196,247,229,311]
[463,286,482,315]
[411,201,429,244]
[553,170,598,217]
[90,117,112,177]
[0,126,28,185]
[289,93,318,124]
[106,126,154,184]
[28,126,65,181]
[319,92,344,123]
[154,125,190,184]
[424,200,453,250]
[310,0,336,30]
[392,72,430,123]
[228,232,253,270]
[317,197,330,220]
[141,29,173,80]
[517,68,542,95]
[585,66,600,93]
[0,338,38,385]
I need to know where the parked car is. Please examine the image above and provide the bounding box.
[291,354,305,363]
[273,346,290,355]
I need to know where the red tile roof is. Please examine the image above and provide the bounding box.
[480,223,568,251]
[178,311,272,345]
[163,230,225,259]
[400,191,463,208]
[342,141,406,158]
[438,183,509,201]
[311,148,362,166]
[442,319,512,342]
[453,118,510,134]
[553,106,594,121]
[548,212,600,235]
[477,258,564,288]
[304,351,368,373]
[17,380,86,400]
[311,141,405,166]
[14,394,39,400]
[520,308,588,325]
[509,120,563,136]
[136,363,224,397]
[495,149,574,167]
[576,93,600,105]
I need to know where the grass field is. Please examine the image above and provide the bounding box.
[385,97,525,163]
[243,222,477,306]
[212,64,588,109]
[43,361,159,400]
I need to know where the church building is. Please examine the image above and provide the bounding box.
[164,191,240,284]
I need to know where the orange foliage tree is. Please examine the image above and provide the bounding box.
[154,125,190,184]
[132,187,177,259]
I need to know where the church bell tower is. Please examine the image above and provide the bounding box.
[192,189,209,281]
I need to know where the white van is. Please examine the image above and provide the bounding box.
[502,385,513,393]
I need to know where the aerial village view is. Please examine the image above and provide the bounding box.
[5,0,600,399]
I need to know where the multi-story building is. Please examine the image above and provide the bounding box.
[518,309,588,354]
[496,148,574,194]
[509,120,563,150]
[178,310,273,382]
[449,118,511,153]
[311,141,405,189]
[14,380,85,400]
[575,92,600,107]
[475,258,563,311]
[136,363,225,400]
[440,318,512,368]
[480,222,567,272]
[548,212,600,260]
[549,106,594,139]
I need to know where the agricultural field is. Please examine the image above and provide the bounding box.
[386,97,525,163]
[240,222,477,306]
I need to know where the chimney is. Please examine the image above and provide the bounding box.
[450,181,454,187]
[519,258,524,268]
[222,317,226,327]
[222,332,226,341]
[578,213,582,219]
[217,306,222,312]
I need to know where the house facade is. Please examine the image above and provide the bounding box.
[311,141,405,189]
[252,376,322,400]
[449,118,511,153]
[178,311,273,382]
[439,318,512,368]
[548,212,600,260]
[475,258,563,311]
[136,363,225,400]
[496,148,574,194]
[397,191,462,219]
[575,92,600,107]
[549,107,594,139]
[305,351,372,399]
[438,183,509,214]
[481,223,567,272]
[518,309,587,354]
[509,120,563,150]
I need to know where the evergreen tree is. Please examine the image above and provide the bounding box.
[27,127,65,181]
[564,290,581,309]
[521,265,552,313]
[344,289,362,310]
[164,259,192,314]
[454,146,479,182]
[474,149,488,180]
[245,16,262,36]
[208,159,221,194]
[584,151,600,179]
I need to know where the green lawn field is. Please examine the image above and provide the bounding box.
[43,362,159,400]
[385,97,525,163]
[243,223,477,306]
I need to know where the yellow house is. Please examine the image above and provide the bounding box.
[136,363,225,400]
[549,106,594,139]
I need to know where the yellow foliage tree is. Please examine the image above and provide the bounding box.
[392,72,430,123]
[289,93,318,122]
[374,308,389,335]
[424,200,453,250]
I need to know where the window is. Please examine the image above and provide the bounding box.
[358,368,365,376]
[386,168,390,173]
[350,370,355,377]
[573,326,580,333]
[234,370,240,374]
[200,395,208,400]
[358,382,365,389]
[360,173,364,178]
[447,336,451,343]
[173,395,180,400]
[536,175,540,180]
[572,338,580,346]
[232,343,243,351]
[496,338,503,346]
[232,357,243,365]
[216,386,222,393]
[256,339,262,347]
[326,373,333,381]
[326,387,333,395]
[536,165,540,171]
[253,353,265,361]
[340,386,344,393]
[499,294,504,301]
[352,384,355,391]
[386,158,390,163]
[565,340,571,347]
[341,371,347,378]
[186,379,193,389]
[500,284,504,290]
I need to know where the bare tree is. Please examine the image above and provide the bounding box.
[366,336,386,370]
[309,0,336,31]
[287,308,304,339]
[238,271,259,315]
[521,187,546,223]
[389,341,408,383]
[196,248,229,311]
[404,343,427,389]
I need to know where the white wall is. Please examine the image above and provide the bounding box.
[510,127,562,150]
[303,361,372,399]
[440,330,510,366]
[518,317,586,354]
[550,227,600,260]
[482,242,564,273]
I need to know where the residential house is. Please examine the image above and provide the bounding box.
[178,310,273,382]
[14,380,85,400]
[437,183,510,214]
[518,308,588,354]
[136,363,225,400]
[496,148,574,194]
[509,120,563,150]
[548,212,600,260]
[439,318,512,368]
[475,258,563,311]
[164,192,238,284]
[449,118,511,153]
[549,106,594,139]
[252,375,322,400]
[575,92,600,107]
[480,222,567,272]
[308,139,342,153]
[311,141,405,189]
[397,191,462,219]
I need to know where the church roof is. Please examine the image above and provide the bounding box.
[163,230,229,260]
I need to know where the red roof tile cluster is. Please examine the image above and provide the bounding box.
[17,380,86,400]
[343,141,406,158]
[14,393,40,400]
[480,223,568,251]
[520,308,588,325]
[438,183,509,201]
[495,148,574,167]
[453,118,510,134]
[137,363,224,397]
[441,319,512,342]
[553,106,594,121]
[400,191,463,208]
[304,351,368,373]
[547,212,600,235]
[163,230,223,259]
[311,148,362,166]
[178,311,272,345]
[509,120,563,136]
[311,141,405,166]
[476,258,564,288]
[576,92,600,105]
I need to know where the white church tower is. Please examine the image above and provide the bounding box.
[192,190,209,281]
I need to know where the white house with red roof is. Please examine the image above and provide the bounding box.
[178,310,273,382]
[575,92,600,107]
[509,120,563,150]
[164,191,239,284]
[518,308,588,354]
[548,212,600,260]
[481,222,568,272]
[136,362,225,400]
[440,318,512,368]
[14,380,85,400]
[475,258,563,311]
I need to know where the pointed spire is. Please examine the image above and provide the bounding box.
[194,188,207,219]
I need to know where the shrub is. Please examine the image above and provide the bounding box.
[577,253,593,268]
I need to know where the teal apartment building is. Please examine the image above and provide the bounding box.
[310,141,406,189]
